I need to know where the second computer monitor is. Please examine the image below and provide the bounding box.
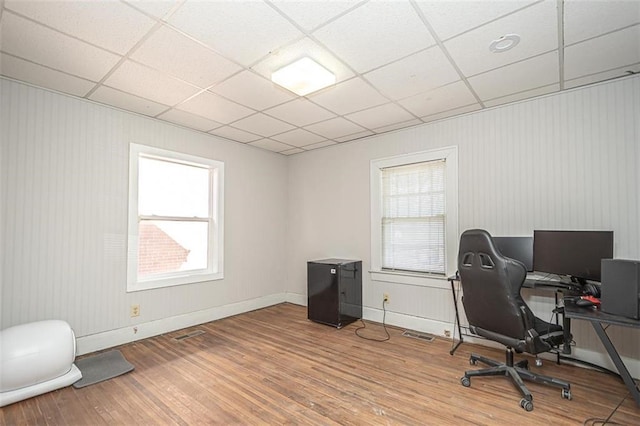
[533,230,613,283]
[493,236,534,272]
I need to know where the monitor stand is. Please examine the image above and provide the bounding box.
[570,276,588,286]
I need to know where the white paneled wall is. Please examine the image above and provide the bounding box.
[1,74,639,373]
[286,75,640,374]
[1,78,288,345]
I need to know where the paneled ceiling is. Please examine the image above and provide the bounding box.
[1,0,639,155]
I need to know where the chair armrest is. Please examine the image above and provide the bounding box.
[520,305,553,354]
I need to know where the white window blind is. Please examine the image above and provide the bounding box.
[381,159,446,274]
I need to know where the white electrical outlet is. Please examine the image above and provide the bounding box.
[130,304,140,317]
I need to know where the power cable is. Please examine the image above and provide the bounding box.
[355,299,390,342]
[582,392,629,426]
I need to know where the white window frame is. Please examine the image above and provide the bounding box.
[127,144,224,292]
[370,146,458,287]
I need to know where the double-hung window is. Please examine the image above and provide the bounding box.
[370,147,458,286]
[127,144,224,292]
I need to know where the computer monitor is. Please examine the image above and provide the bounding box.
[533,230,614,283]
[493,236,534,272]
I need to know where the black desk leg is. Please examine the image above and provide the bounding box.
[590,321,640,407]
[449,279,463,355]
[562,315,572,355]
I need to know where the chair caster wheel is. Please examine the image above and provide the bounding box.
[469,358,477,365]
[562,389,572,400]
[520,398,533,411]
[461,376,471,387]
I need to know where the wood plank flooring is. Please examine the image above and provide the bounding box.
[2,303,639,425]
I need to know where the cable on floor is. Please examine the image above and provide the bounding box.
[355,299,390,342]
[582,391,629,426]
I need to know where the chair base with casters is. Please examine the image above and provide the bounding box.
[460,347,571,411]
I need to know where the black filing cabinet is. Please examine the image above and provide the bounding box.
[307,259,362,328]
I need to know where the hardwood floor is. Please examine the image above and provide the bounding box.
[2,303,639,425]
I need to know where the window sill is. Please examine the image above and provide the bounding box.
[369,270,449,289]
[127,271,223,292]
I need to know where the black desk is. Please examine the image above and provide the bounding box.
[448,275,576,355]
[564,302,640,407]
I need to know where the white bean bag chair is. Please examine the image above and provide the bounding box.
[0,320,82,407]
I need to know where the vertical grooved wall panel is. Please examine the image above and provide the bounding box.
[287,74,640,373]
[1,74,638,367]
[1,77,289,335]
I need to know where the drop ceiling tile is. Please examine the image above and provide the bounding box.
[264,98,336,127]
[169,1,303,66]
[104,60,200,106]
[5,0,155,55]
[89,86,169,117]
[251,37,355,84]
[415,0,537,41]
[131,26,242,89]
[0,53,96,97]
[209,126,261,143]
[157,109,222,132]
[304,117,367,140]
[373,119,423,134]
[564,64,640,90]
[564,26,640,81]
[1,12,121,82]
[271,0,361,32]
[313,0,435,73]
[483,83,559,108]
[271,129,326,148]
[248,139,293,153]
[232,113,295,137]
[444,0,557,77]
[564,0,640,45]
[210,70,295,111]
[177,91,254,124]
[308,77,388,115]
[398,81,478,117]
[345,103,415,130]
[280,147,305,155]
[123,0,180,19]
[468,51,559,101]
[364,46,460,100]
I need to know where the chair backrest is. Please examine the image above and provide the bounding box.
[458,229,534,340]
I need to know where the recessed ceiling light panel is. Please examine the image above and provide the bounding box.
[271,57,336,96]
[489,34,521,53]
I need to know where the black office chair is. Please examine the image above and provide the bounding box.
[457,229,571,411]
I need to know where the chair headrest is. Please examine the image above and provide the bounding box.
[459,229,503,266]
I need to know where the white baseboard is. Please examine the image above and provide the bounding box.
[363,306,454,338]
[570,346,640,379]
[77,295,639,380]
[285,292,306,306]
[76,293,287,356]
[364,307,640,379]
